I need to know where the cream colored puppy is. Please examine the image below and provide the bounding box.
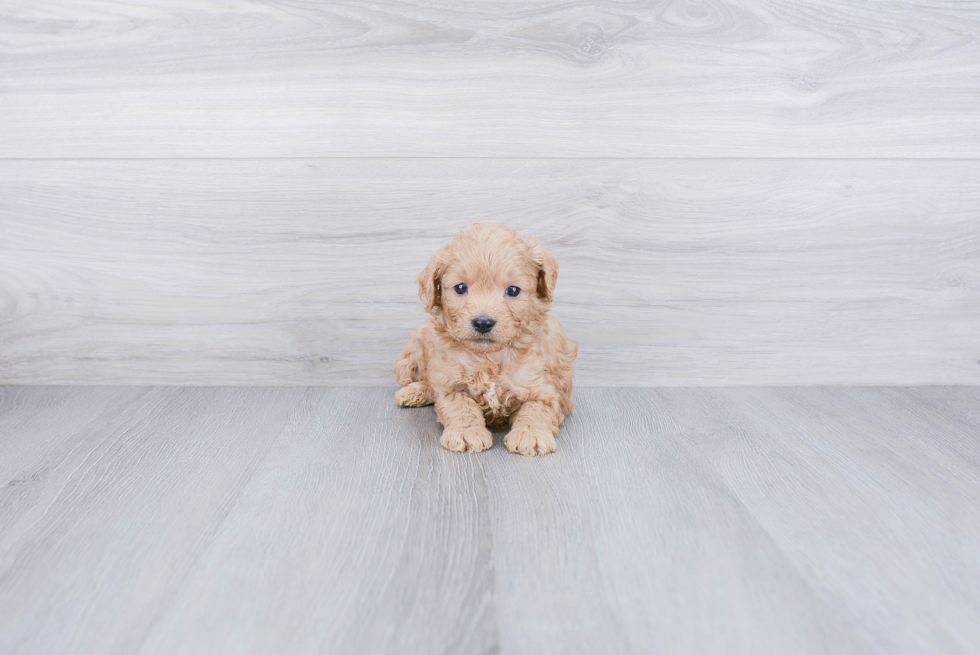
[395,224,577,456]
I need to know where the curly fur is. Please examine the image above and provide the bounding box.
[395,224,577,456]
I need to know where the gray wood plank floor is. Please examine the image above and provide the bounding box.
[1,386,978,654]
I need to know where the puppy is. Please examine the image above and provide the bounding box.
[394,224,577,456]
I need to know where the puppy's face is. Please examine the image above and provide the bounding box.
[419,224,559,352]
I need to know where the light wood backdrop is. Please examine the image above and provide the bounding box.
[1,1,978,385]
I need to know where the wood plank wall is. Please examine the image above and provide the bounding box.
[1,1,978,385]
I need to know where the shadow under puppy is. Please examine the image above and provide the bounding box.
[395,224,577,456]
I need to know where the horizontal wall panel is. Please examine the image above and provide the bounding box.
[1,1,979,158]
[1,158,978,385]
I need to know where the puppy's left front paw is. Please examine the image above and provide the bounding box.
[504,425,557,456]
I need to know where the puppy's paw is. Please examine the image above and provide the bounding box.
[504,424,557,456]
[440,426,493,453]
[395,382,433,407]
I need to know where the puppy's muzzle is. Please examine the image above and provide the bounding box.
[472,316,496,334]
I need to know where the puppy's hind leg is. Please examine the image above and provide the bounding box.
[395,329,431,406]
[395,330,433,407]
[395,381,434,407]
[394,335,423,387]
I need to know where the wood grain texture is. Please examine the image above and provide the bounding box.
[653,386,980,653]
[137,387,496,655]
[2,386,980,654]
[485,387,868,654]
[2,158,977,386]
[0,386,308,654]
[1,0,979,158]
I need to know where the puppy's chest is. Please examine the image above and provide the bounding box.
[463,358,535,419]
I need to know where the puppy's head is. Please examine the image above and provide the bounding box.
[419,224,559,351]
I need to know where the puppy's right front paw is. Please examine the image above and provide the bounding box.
[440,426,493,453]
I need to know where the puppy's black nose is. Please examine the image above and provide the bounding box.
[472,316,496,334]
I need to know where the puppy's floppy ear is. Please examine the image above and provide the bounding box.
[418,244,451,314]
[525,237,559,302]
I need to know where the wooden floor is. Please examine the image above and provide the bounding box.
[1,386,978,654]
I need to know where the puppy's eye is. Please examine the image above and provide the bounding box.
[453,283,468,295]
[506,286,521,297]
